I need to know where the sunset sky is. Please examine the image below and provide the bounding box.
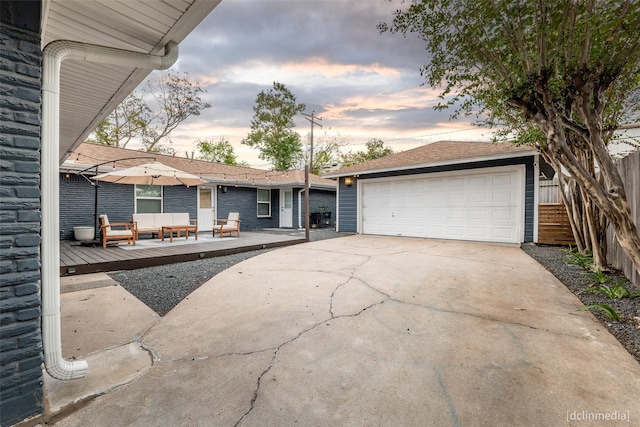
[147,0,496,168]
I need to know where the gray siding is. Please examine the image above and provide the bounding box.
[337,157,536,242]
[0,4,45,425]
[338,178,358,232]
[524,159,535,242]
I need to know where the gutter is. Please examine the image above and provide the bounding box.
[298,189,305,229]
[323,151,537,179]
[41,40,178,380]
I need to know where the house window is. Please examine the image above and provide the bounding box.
[135,185,162,213]
[257,188,271,217]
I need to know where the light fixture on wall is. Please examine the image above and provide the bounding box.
[344,176,353,186]
[219,185,228,193]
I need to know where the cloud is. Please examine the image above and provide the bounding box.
[157,0,493,168]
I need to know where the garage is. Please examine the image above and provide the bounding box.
[360,166,526,244]
[327,141,538,244]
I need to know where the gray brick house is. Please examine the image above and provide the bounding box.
[1,4,44,424]
[60,144,335,241]
[1,1,223,424]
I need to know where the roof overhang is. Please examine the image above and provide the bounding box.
[324,150,537,179]
[205,179,337,191]
[42,0,221,164]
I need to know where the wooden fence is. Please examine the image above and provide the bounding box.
[539,178,561,204]
[538,204,575,245]
[606,150,640,287]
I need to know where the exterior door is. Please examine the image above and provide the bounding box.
[280,188,293,228]
[198,186,215,232]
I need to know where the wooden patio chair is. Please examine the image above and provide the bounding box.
[213,212,241,237]
[99,214,136,248]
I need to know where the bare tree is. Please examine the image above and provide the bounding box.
[91,71,210,153]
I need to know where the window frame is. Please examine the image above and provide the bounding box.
[135,184,163,213]
[256,188,271,218]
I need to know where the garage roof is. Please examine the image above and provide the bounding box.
[42,0,221,163]
[324,140,537,178]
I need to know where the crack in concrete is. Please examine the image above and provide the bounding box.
[382,296,609,343]
[134,321,162,363]
[171,347,276,364]
[434,367,462,427]
[234,348,278,427]
[233,270,390,426]
[234,296,393,426]
[146,242,596,425]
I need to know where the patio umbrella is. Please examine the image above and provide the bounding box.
[92,161,205,186]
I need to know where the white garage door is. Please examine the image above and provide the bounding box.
[360,166,525,243]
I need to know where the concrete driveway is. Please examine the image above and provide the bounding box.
[48,236,640,426]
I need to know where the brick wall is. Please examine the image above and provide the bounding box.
[295,188,337,228]
[217,186,280,230]
[0,2,45,425]
[163,185,197,218]
[216,186,336,230]
[59,173,100,239]
[59,175,199,240]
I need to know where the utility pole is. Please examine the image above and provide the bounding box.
[301,111,322,242]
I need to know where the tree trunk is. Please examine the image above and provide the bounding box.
[551,156,586,252]
[543,121,640,273]
[583,194,607,270]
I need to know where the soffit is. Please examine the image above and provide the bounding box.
[41,0,221,163]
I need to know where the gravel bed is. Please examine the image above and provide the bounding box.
[522,244,640,364]
[109,229,351,316]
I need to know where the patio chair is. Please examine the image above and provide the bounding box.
[99,214,136,248]
[213,212,241,237]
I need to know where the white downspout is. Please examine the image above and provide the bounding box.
[297,189,304,229]
[41,40,178,380]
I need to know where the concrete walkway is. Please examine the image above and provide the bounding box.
[46,236,640,426]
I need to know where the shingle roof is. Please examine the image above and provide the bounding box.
[65,143,336,189]
[325,141,536,177]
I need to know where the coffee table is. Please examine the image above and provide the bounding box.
[160,225,198,243]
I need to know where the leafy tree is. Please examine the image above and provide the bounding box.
[196,138,247,166]
[91,71,210,152]
[381,0,640,272]
[242,82,306,171]
[340,138,394,168]
[296,135,344,175]
[311,137,342,175]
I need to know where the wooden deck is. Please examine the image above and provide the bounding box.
[60,231,306,276]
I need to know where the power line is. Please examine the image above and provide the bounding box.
[384,127,492,142]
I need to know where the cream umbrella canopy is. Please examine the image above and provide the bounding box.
[92,161,205,186]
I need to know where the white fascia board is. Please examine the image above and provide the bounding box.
[207,178,336,191]
[324,151,537,178]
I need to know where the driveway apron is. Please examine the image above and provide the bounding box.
[55,236,640,426]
